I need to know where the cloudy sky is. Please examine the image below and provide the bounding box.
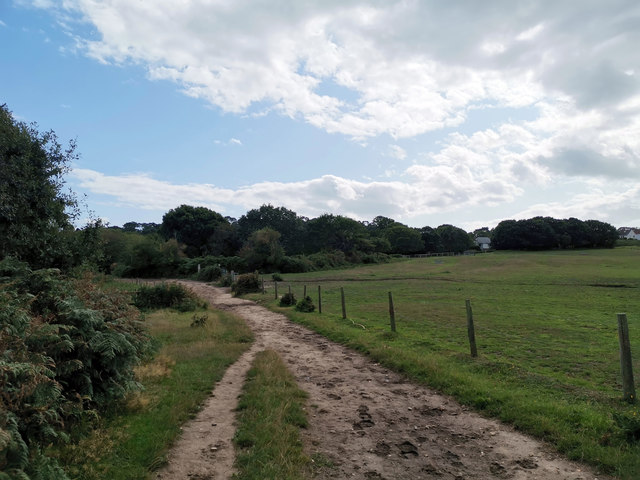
[2,1,639,229]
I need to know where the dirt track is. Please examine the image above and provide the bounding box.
[157,282,609,480]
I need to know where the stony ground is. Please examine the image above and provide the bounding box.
[156,282,610,480]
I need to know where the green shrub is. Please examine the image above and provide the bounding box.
[614,408,640,442]
[279,256,312,273]
[190,313,208,328]
[196,265,222,282]
[295,296,315,313]
[133,283,200,311]
[279,292,296,307]
[218,274,233,287]
[271,273,283,282]
[307,250,348,270]
[0,259,151,479]
[232,273,261,296]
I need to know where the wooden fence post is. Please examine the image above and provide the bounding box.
[341,287,347,319]
[318,285,322,314]
[303,285,307,298]
[388,291,397,332]
[617,313,636,403]
[274,281,278,300]
[288,284,292,296]
[465,299,478,358]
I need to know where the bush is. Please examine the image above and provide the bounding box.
[133,282,200,311]
[271,273,283,282]
[295,296,315,313]
[218,274,233,287]
[307,250,348,270]
[232,272,261,296]
[361,252,391,264]
[279,256,312,273]
[279,292,296,307]
[0,259,152,479]
[190,313,208,328]
[196,265,222,282]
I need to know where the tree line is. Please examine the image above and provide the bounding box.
[100,205,479,277]
[98,204,619,279]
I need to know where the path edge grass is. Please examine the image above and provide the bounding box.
[233,349,310,480]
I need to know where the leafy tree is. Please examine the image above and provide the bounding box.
[237,205,306,255]
[240,228,285,272]
[0,104,78,268]
[492,217,617,250]
[305,214,373,255]
[160,205,229,257]
[436,224,473,253]
[366,217,423,254]
[518,217,556,250]
[584,219,618,248]
[491,220,520,250]
[420,226,443,252]
[367,215,400,233]
[121,221,161,235]
[382,224,424,254]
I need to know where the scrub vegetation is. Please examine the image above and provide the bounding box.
[54,301,253,480]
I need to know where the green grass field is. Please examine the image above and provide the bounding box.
[246,247,640,479]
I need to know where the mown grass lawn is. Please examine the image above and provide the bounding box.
[246,247,640,479]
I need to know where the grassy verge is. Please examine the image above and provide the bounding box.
[233,349,310,480]
[56,306,253,480]
[246,248,640,479]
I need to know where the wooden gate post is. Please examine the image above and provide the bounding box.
[466,299,478,358]
[617,313,636,403]
[341,287,347,319]
[388,292,397,332]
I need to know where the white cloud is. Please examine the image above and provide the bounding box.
[25,0,640,227]
[388,144,406,160]
[507,184,640,225]
[28,0,635,140]
[71,161,520,224]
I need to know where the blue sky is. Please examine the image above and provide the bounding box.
[2,1,639,230]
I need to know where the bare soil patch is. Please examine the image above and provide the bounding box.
[158,282,610,480]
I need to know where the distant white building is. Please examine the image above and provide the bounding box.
[625,229,640,240]
[618,227,640,240]
[475,236,492,250]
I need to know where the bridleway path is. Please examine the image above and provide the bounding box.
[157,281,609,480]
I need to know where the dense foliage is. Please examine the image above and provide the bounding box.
[492,217,618,250]
[132,282,202,311]
[0,260,151,479]
[1,105,74,269]
[99,204,620,278]
[1,105,153,479]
